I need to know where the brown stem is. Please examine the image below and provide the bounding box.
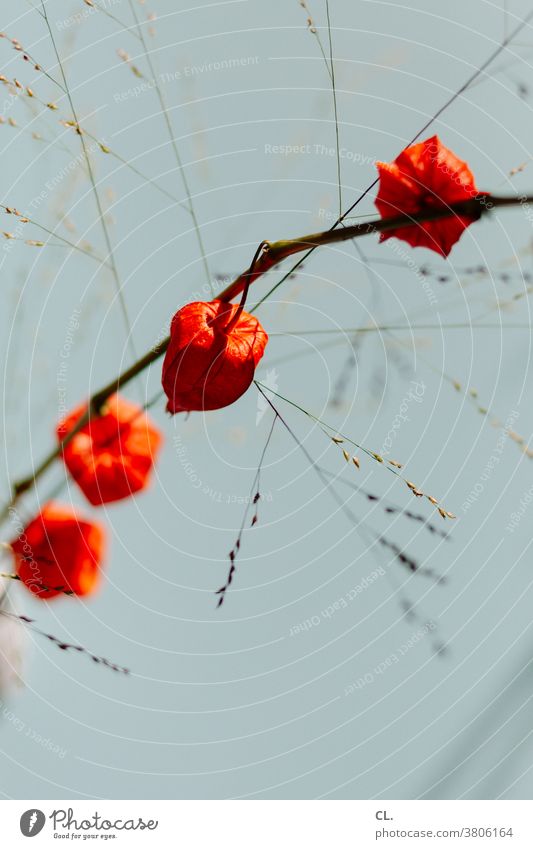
[222,240,269,334]
[0,193,530,525]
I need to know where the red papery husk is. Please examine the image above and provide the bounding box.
[57,394,162,505]
[11,502,106,599]
[375,135,484,257]
[162,300,268,414]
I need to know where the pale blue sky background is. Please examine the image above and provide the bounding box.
[1,0,533,799]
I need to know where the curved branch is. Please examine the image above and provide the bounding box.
[1,193,530,525]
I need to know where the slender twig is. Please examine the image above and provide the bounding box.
[299,0,333,77]
[317,467,450,542]
[307,0,381,411]
[128,0,212,292]
[255,383,443,590]
[0,571,73,595]
[269,323,533,335]
[80,127,190,209]
[1,204,110,267]
[215,411,278,606]
[40,1,138,364]
[0,31,66,91]
[504,0,508,42]
[92,0,142,37]
[13,61,192,207]
[0,32,187,208]
[255,381,456,519]
[325,0,342,216]
[254,384,447,652]
[0,609,129,673]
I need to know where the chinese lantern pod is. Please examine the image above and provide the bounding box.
[57,394,163,506]
[375,135,484,257]
[11,502,106,600]
[162,300,268,414]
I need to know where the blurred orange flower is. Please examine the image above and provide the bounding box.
[57,395,162,505]
[12,502,106,599]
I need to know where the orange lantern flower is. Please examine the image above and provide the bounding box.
[375,135,484,256]
[162,300,268,414]
[11,502,106,599]
[57,394,162,506]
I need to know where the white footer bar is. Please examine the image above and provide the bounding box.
[1,800,531,847]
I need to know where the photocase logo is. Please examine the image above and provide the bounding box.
[20,809,46,837]
[18,806,159,838]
